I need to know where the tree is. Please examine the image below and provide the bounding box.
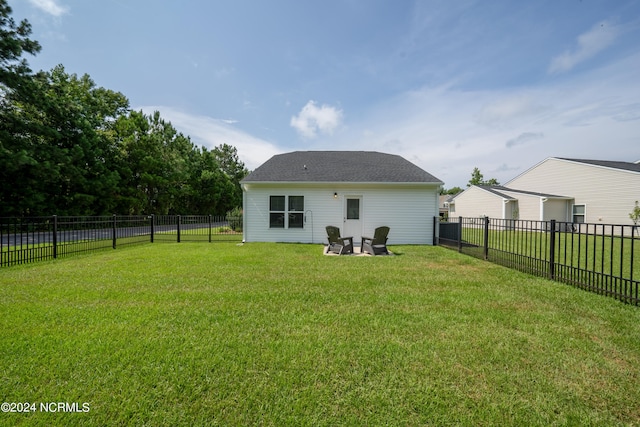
[0,2,249,216]
[630,200,640,237]
[440,186,463,195]
[212,143,248,210]
[467,167,500,187]
[113,111,239,215]
[114,110,191,214]
[0,0,40,93]
[467,167,484,186]
[0,0,42,215]
[188,147,234,215]
[1,65,129,216]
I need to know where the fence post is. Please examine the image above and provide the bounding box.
[150,215,155,243]
[549,220,556,280]
[631,225,635,283]
[209,214,212,243]
[483,216,489,260]
[433,216,437,246]
[112,215,117,249]
[177,215,181,243]
[52,215,58,259]
[457,216,462,253]
[631,227,636,304]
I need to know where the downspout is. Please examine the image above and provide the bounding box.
[242,184,247,243]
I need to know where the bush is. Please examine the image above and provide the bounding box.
[226,207,243,232]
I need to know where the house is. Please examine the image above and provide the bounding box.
[449,157,640,226]
[438,194,454,218]
[448,185,572,222]
[240,151,443,244]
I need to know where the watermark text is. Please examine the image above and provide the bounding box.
[2,402,90,413]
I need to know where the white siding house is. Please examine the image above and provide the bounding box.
[241,151,443,245]
[506,158,640,226]
[449,158,640,228]
[448,186,514,219]
[449,185,572,221]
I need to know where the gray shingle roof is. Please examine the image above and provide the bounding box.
[241,151,443,184]
[478,185,570,199]
[557,158,640,173]
[476,186,517,200]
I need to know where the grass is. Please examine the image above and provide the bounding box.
[460,227,639,281]
[1,243,639,426]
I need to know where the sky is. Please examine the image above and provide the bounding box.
[11,0,640,188]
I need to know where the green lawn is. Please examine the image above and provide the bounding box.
[1,243,639,426]
[460,227,639,282]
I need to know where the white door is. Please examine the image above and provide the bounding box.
[344,196,362,243]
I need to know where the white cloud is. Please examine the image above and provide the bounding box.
[476,95,548,128]
[325,52,640,188]
[506,132,544,148]
[27,0,68,16]
[549,20,618,74]
[290,100,343,138]
[139,106,280,170]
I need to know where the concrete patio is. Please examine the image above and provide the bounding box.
[322,245,394,256]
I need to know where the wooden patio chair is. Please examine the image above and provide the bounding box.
[361,226,390,255]
[325,225,354,255]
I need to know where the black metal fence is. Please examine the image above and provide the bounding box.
[437,217,639,306]
[0,215,242,267]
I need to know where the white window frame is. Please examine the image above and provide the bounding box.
[288,196,304,229]
[269,195,304,229]
[572,204,586,223]
[269,195,285,228]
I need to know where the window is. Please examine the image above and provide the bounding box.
[572,204,585,223]
[270,195,304,229]
[270,196,285,228]
[346,198,360,220]
[288,196,304,228]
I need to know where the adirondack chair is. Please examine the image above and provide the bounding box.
[325,226,354,255]
[361,226,390,255]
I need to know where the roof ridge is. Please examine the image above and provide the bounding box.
[555,158,640,173]
[242,151,443,184]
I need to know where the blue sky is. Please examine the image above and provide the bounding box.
[12,0,640,188]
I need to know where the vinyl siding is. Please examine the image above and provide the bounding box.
[243,184,439,244]
[498,190,540,220]
[450,187,505,219]
[498,190,570,221]
[542,199,571,222]
[507,158,640,225]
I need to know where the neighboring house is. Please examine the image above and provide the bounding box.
[448,185,572,222]
[438,195,454,218]
[240,151,443,244]
[449,157,640,226]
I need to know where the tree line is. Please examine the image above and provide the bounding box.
[0,1,247,217]
[441,167,500,195]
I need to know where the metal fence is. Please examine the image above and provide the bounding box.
[437,217,639,306]
[0,215,242,267]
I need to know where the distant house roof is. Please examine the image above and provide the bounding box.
[479,185,571,199]
[241,151,443,184]
[450,185,570,202]
[556,158,640,174]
